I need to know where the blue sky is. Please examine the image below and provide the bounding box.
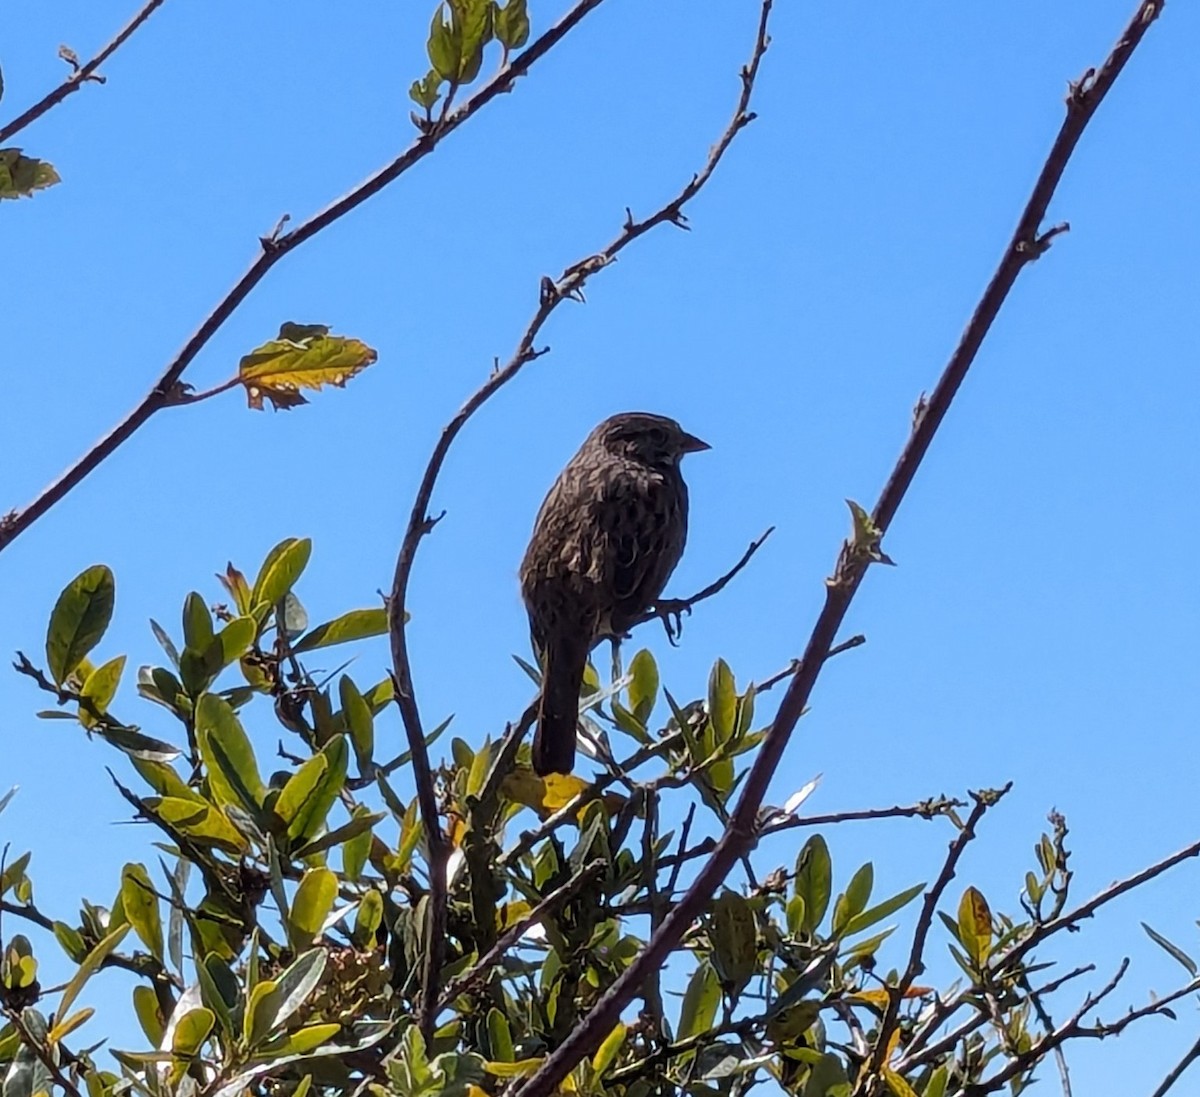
[2,0,1199,1089]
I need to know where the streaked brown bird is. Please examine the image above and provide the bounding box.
[520,412,709,775]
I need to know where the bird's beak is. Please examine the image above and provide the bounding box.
[679,431,711,454]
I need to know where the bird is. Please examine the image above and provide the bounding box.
[520,412,709,775]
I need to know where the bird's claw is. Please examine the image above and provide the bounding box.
[654,599,692,646]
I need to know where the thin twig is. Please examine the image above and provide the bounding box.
[902,833,1200,1070]
[5,1008,84,1097]
[1151,1033,1200,1097]
[0,0,611,554]
[385,0,774,788]
[632,528,775,640]
[956,961,1134,1096]
[512,5,1164,1093]
[437,859,606,1009]
[864,787,1010,1083]
[0,0,168,144]
[756,634,866,693]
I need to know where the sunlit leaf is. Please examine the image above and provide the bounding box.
[294,608,388,653]
[239,324,376,411]
[120,863,164,962]
[46,564,114,685]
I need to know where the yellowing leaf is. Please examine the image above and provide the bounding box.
[484,1058,543,1078]
[48,1007,93,1044]
[239,323,377,411]
[541,773,589,812]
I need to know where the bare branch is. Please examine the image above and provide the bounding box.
[0,0,169,144]
[632,527,774,642]
[1151,1033,1200,1097]
[864,786,1011,1082]
[0,0,611,555]
[513,5,1166,1093]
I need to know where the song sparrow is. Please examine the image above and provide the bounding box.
[520,412,709,775]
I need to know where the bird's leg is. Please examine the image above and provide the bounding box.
[653,599,692,646]
[609,636,623,684]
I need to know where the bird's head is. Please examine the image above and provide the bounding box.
[594,412,710,469]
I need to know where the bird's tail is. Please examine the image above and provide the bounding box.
[533,639,587,776]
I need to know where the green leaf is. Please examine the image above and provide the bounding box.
[0,147,61,199]
[487,1008,514,1062]
[626,649,659,724]
[240,326,376,412]
[196,693,265,811]
[428,4,464,81]
[591,1021,625,1077]
[132,985,165,1046]
[195,953,238,1038]
[923,1064,949,1097]
[46,565,114,685]
[120,864,164,962]
[339,675,375,774]
[182,592,214,652]
[211,616,256,667]
[494,0,530,52]
[1,852,31,898]
[78,655,126,729]
[1142,923,1197,978]
[294,810,384,860]
[707,659,737,745]
[833,863,874,937]
[677,960,720,1039]
[266,949,328,1038]
[277,735,349,846]
[710,890,757,995]
[250,537,311,613]
[841,882,925,939]
[456,0,493,82]
[254,1023,341,1058]
[151,796,248,854]
[353,890,384,949]
[794,835,832,933]
[957,886,993,967]
[52,922,87,964]
[409,69,442,113]
[58,924,130,1020]
[244,979,281,1049]
[294,608,389,653]
[171,1008,214,1057]
[802,1052,848,1097]
[342,805,374,882]
[289,869,338,949]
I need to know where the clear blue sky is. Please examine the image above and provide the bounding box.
[3,0,1198,1090]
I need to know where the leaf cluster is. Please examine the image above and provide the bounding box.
[3,545,1197,1097]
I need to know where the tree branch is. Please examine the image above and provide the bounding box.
[0,0,169,144]
[0,0,612,555]
[864,786,1009,1084]
[1151,1032,1200,1097]
[632,527,774,642]
[384,0,776,1030]
[513,4,1165,1094]
[5,1008,83,1097]
[437,858,606,1010]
